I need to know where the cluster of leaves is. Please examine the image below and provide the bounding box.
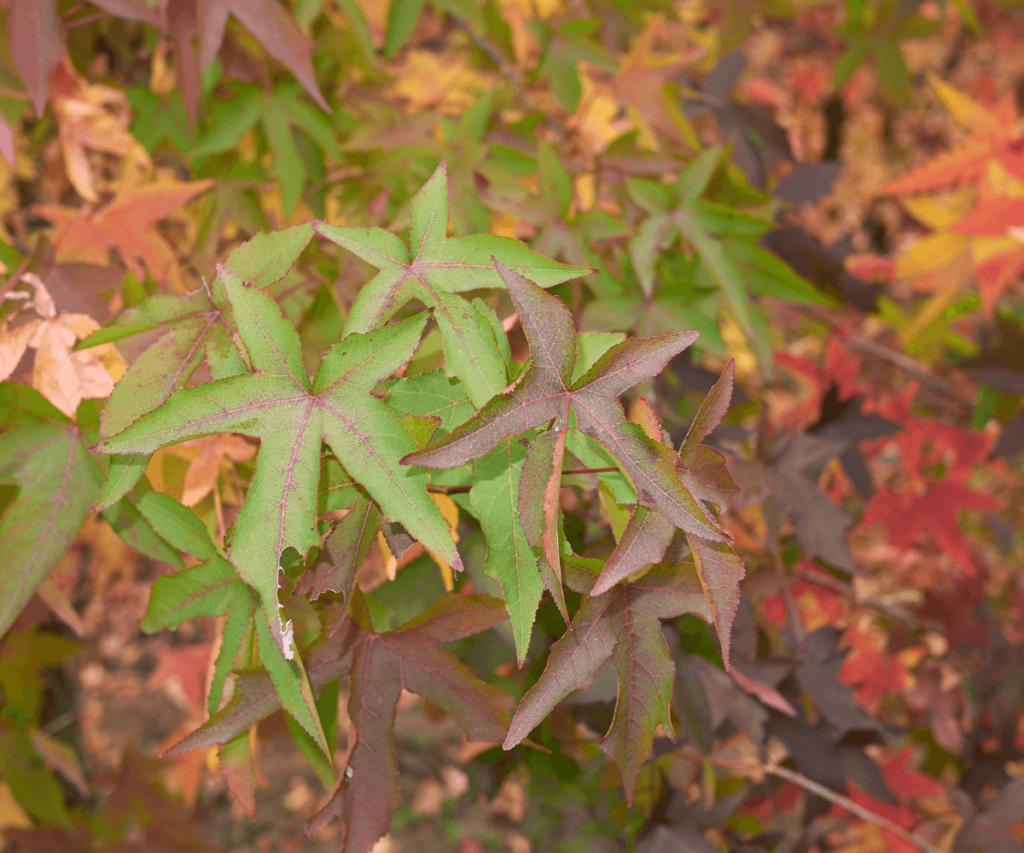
[2,2,1024,853]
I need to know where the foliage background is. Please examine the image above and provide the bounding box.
[2,1,1024,852]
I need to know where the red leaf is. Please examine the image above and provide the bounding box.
[408,260,721,543]
[879,748,945,801]
[170,594,510,853]
[7,0,66,117]
[199,0,329,111]
[833,783,921,853]
[504,559,712,803]
[861,483,1001,575]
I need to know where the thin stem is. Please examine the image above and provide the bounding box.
[428,484,472,495]
[427,465,618,495]
[768,763,944,853]
[673,751,944,853]
[64,10,107,30]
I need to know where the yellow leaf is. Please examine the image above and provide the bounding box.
[928,73,1007,137]
[386,51,496,115]
[0,781,32,844]
[427,493,460,591]
[0,274,125,417]
[900,187,975,229]
[570,67,630,154]
[982,159,1024,197]
[895,232,970,279]
[574,173,595,212]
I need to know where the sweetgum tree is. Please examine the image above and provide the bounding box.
[1,165,741,852]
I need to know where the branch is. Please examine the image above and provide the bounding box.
[673,751,944,853]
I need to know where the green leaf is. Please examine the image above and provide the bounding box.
[141,558,238,632]
[676,214,756,337]
[102,497,184,568]
[135,492,219,561]
[385,0,427,57]
[94,453,150,512]
[100,225,313,438]
[210,581,255,715]
[74,323,161,350]
[676,146,725,204]
[254,606,331,760]
[469,437,543,663]
[385,370,476,433]
[0,390,104,638]
[729,240,835,305]
[226,223,315,286]
[875,36,911,106]
[314,163,589,406]
[96,267,461,659]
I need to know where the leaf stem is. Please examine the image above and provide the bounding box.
[427,466,619,495]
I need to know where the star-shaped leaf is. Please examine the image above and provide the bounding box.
[588,362,744,667]
[91,224,315,509]
[503,557,713,804]
[405,260,724,544]
[95,265,461,659]
[314,163,590,407]
[34,179,213,290]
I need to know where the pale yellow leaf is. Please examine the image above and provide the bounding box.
[0,317,43,381]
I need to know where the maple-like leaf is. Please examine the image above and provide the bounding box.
[167,592,511,853]
[589,363,743,666]
[314,163,589,407]
[0,384,104,638]
[861,483,1000,576]
[611,15,702,148]
[0,273,126,418]
[878,76,1024,197]
[192,83,341,217]
[406,260,724,545]
[89,225,314,510]
[95,265,461,659]
[503,557,713,803]
[34,178,213,290]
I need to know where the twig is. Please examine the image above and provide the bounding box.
[796,305,973,408]
[563,466,618,476]
[788,564,924,629]
[447,15,568,147]
[768,763,944,853]
[63,10,107,30]
[673,750,944,853]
